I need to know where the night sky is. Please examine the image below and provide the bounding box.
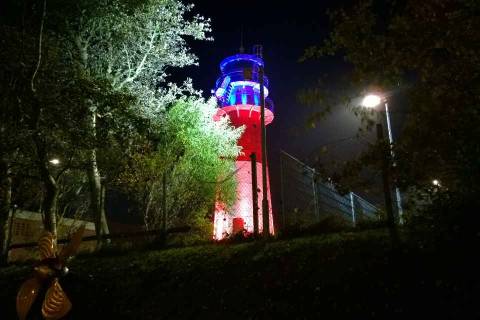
[175,0,399,208]
[0,0,401,218]
[187,0,357,159]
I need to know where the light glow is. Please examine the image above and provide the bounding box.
[215,76,231,98]
[215,87,225,98]
[220,54,264,72]
[213,161,274,240]
[229,93,236,106]
[432,179,440,186]
[213,202,229,240]
[49,158,60,165]
[362,94,382,108]
[229,81,269,97]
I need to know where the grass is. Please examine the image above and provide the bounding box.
[0,228,478,319]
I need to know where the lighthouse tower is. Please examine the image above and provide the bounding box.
[213,48,275,239]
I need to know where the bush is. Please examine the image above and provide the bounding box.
[280,213,353,238]
[354,217,386,230]
[216,229,256,244]
[404,188,480,248]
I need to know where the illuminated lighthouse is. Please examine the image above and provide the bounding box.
[213,47,275,239]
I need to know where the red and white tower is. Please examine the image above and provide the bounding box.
[213,49,275,239]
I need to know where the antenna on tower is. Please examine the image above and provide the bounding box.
[239,25,245,53]
[253,44,263,58]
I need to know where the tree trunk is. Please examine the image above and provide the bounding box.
[41,169,58,236]
[87,112,109,248]
[100,179,110,244]
[31,100,58,236]
[144,181,157,231]
[0,159,12,265]
[162,172,167,234]
[33,132,58,236]
[87,149,110,247]
[28,0,57,237]
[76,41,109,247]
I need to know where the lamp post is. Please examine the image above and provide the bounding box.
[259,65,270,236]
[362,94,404,224]
[49,158,60,166]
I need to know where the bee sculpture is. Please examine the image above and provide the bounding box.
[16,225,85,320]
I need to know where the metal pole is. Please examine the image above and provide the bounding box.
[280,152,286,230]
[6,204,17,253]
[259,66,270,236]
[312,169,320,222]
[376,123,399,247]
[384,102,404,224]
[384,102,394,145]
[349,192,356,226]
[250,153,259,236]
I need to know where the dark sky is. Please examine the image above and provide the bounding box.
[185,0,360,161]
[174,0,396,208]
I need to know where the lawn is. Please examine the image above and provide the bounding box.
[0,229,478,319]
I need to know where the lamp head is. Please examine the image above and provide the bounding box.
[49,158,60,165]
[361,94,382,108]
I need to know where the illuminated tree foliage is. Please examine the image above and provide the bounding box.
[40,0,212,244]
[303,0,480,233]
[0,24,100,242]
[0,19,134,252]
[119,98,241,235]
[0,0,237,255]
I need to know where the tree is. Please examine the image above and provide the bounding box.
[118,97,241,237]
[44,0,212,244]
[0,1,134,248]
[0,20,92,243]
[303,0,480,228]
[1,0,227,251]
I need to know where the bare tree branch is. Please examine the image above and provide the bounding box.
[31,0,47,93]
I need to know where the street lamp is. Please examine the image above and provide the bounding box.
[361,93,404,225]
[361,94,382,108]
[49,158,60,165]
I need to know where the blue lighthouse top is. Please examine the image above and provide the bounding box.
[214,53,273,111]
[219,54,264,72]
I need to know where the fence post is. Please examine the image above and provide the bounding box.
[162,172,167,235]
[312,170,320,222]
[250,153,259,236]
[280,152,286,230]
[349,192,356,226]
[6,204,17,257]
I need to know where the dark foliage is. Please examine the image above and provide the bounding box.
[1,229,478,319]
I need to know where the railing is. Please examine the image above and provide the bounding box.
[280,150,379,229]
[8,226,190,251]
[218,92,274,112]
[216,70,270,91]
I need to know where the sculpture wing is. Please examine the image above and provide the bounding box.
[59,225,85,261]
[39,231,57,260]
[41,278,72,320]
[16,277,41,320]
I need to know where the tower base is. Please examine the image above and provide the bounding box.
[213,160,274,240]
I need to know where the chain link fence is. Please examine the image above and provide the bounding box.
[280,151,379,230]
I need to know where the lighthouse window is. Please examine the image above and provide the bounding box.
[241,93,247,105]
